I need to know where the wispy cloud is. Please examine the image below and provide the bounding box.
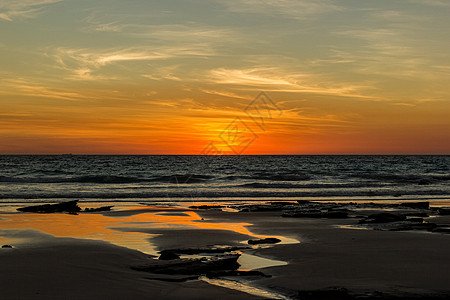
[407,0,450,7]
[200,89,252,100]
[0,78,85,100]
[88,22,236,42]
[219,0,342,19]
[49,45,214,80]
[142,65,182,81]
[334,28,430,78]
[207,67,373,99]
[0,0,62,21]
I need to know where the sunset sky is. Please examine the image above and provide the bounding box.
[1,0,449,154]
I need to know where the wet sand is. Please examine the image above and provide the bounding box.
[1,204,450,299]
[197,210,450,297]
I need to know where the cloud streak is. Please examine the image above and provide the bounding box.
[207,67,373,99]
[50,45,214,80]
[219,0,342,19]
[0,0,62,21]
[0,78,85,100]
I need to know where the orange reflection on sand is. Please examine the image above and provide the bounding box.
[0,208,261,254]
[0,212,159,254]
[120,210,261,238]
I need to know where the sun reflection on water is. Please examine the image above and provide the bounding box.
[0,206,265,255]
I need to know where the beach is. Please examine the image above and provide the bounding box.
[1,201,449,299]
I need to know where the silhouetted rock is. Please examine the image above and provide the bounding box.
[239,204,285,212]
[17,200,81,213]
[145,275,199,282]
[297,200,312,205]
[2,245,13,248]
[248,237,281,245]
[205,270,271,279]
[189,205,224,210]
[325,210,349,219]
[132,254,240,275]
[270,201,296,206]
[84,206,114,212]
[438,207,450,215]
[158,250,180,260]
[282,209,349,219]
[298,287,351,300]
[399,202,429,209]
[360,212,406,224]
[88,206,113,212]
[432,227,450,234]
[282,210,323,218]
[160,246,249,255]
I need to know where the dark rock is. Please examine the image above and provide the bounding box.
[205,270,271,279]
[297,200,312,205]
[159,250,180,260]
[189,205,224,210]
[389,222,437,232]
[407,217,424,223]
[298,287,351,300]
[325,210,349,219]
[361,221,437,232]
[438,207,450,215]
[270,201,296,206]
[432,227,450,234]
[398,202,429,209]
[239,204,285,212]
[360,213,406,224]
[2,245,13,248]
[17,200,81,213]
[161,246,250,255]
[84,206,114,212]
[145,275,199,282]
[282,209,349,219]
[404,212,429,217]
[248,238,281,245]
[282,210,323,218]
[132,254,240,275]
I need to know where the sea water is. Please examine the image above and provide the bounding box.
[0,155,449,206]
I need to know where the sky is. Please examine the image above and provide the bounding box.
[0,0,449,155]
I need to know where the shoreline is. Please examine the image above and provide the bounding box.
[1,201,450,299]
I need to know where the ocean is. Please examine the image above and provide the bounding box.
[0,155,449,207]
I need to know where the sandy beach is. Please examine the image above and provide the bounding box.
[1,201,449,299]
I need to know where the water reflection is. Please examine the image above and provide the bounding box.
[0,206,298,299]
[0,206,269,255]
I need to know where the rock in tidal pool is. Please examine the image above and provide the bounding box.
[248,238,281,245]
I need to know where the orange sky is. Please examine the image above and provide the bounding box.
[1,0,449,154]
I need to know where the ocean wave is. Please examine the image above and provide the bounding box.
[237,182,391,189]
[0,174,216,184]
[349,173,450,184]
[1,188,449,200]
[0,175,141,184]
[149,174,214,184]
[222,173,311,181]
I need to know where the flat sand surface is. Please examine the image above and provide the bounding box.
[1,204,449,299]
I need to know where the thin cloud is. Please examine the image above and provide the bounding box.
[50,46,214,80]
[207,67,373,99]
[334,28,430,78]
[407,0,450,7]
[219,0,342,19]
[0,0,62,21]
[0,78,85,101]
[89,22,236,42]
